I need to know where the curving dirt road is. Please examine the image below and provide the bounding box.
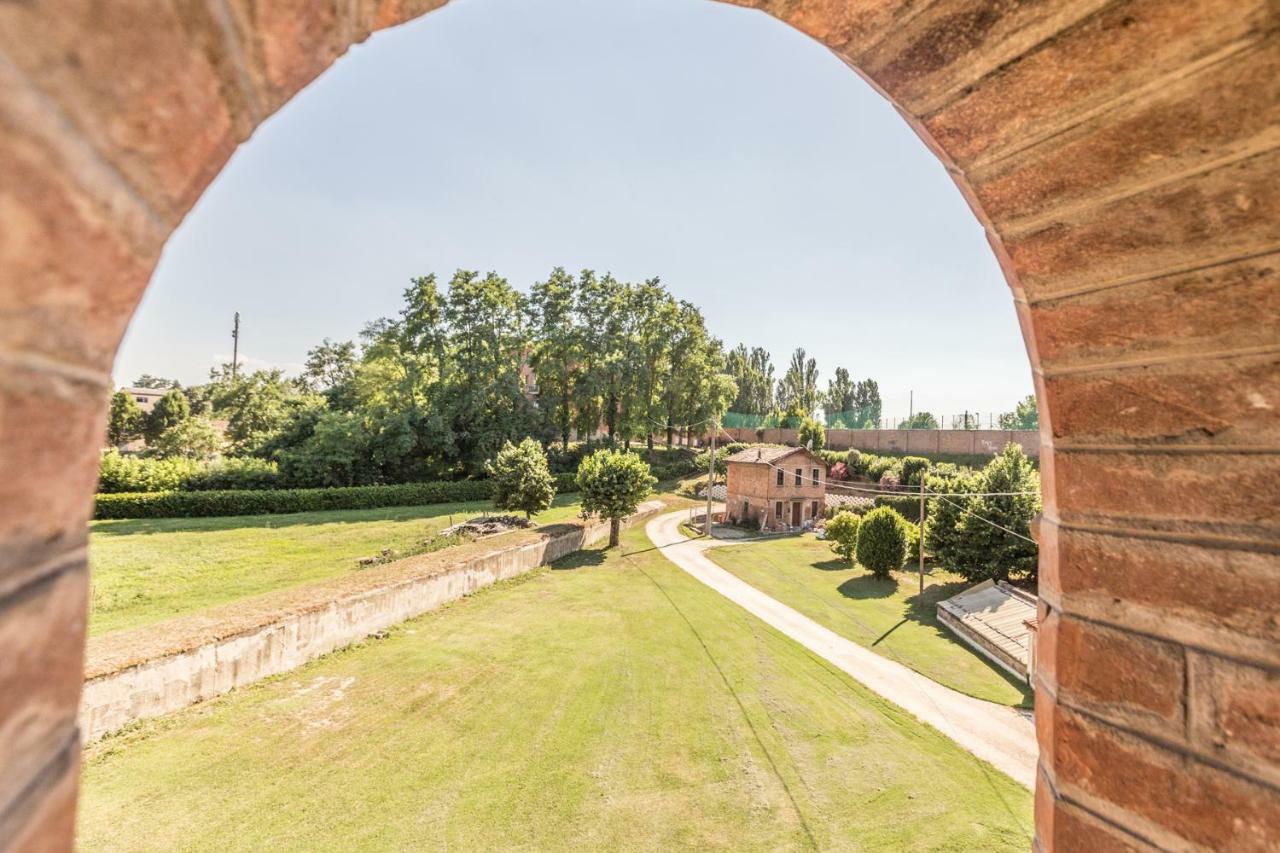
[645,508,1037,788]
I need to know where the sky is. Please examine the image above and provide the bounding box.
[114,0,1035,423]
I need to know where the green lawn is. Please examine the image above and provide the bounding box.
[79,525,1032,851]
[706,536,1033,708]
[87,494,585,636]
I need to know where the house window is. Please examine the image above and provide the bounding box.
[776,468,784,487]
[794,468,802,486]
[812,468,820,485]
[774,501,783,519]
[135,397,146,404]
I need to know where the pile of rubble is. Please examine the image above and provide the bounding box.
[440,514,533,539]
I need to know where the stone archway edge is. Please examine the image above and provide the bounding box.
[79,500,665,743]
[645,508,1037,788]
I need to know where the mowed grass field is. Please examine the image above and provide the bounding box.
[706,536,1033,708]
[87,494,586,636]
[79,525,1032,852]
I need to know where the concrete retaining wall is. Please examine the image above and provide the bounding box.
[80,502,664,742]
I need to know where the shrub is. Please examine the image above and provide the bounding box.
[650,461,699,482]
[97,451,201,493]
[486,438,556,518]
[149,418,224,460]
[878,472,902,492]
[825,511,860,562]
[862,454,899,482]
[901,517,921,564]
[95,474,581,520]
[899,456,931,487]
[184,457,282,491]
[828,461,850,481]
[855,506,908,579]
[874,493,922,523]
[797,417,825,451]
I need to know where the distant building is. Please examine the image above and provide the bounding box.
[724,445,827,531]
[120,386,168,414]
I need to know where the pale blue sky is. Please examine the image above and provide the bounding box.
[115,0,1034,422]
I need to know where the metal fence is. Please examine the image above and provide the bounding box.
[724,411,1034,431]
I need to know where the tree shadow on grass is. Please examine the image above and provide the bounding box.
[812,557,854,572]
[550,547,607,571]
[836,574,896,600]
[902,579,1036,707]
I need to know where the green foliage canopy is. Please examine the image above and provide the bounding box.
[855,506,909,579]
[487,438,557,518]
[825,511,861,562]
[576,449,656,546]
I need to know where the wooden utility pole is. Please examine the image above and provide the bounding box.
[704,422,717,536]
[231,312,240,380]
[918,479,927,595]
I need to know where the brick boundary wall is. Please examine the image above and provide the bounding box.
[717,427,1041,457]
[0,1,1277,850]
[79,501,664,743]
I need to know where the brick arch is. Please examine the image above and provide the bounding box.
[1,1,1276,848]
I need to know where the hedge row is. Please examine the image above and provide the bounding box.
[95,472,580,520]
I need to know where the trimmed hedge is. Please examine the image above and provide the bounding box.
[95,472,581,520]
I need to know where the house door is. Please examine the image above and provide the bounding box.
[791,501,802,526]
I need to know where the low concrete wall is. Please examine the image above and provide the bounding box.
[715,427,1040,458]
[80,502,664,742]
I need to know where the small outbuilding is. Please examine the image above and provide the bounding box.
[936,580,1038,682]
[724,445,827,531]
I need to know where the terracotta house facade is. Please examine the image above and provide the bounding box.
[724,446,826,531]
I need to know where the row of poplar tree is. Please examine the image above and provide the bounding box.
[110,268,750,485]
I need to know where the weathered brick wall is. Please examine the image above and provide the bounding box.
[726,458,825,528]
[0,0,1275,849]
[719,426,1042,456]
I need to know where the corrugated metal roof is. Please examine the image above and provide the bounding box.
[937,580,1036,677]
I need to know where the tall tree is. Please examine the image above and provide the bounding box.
[302,338,358,408]
[443,269,532,472]
[574,271,626,443]
[825,367,856,422]
[898,411,939,430]
[132,374,178,390]
[106,391,145,446]
[619,279,678,450]
[998,394,1040,430]
[144,389,190,443]
[777,347,819,417]
[215,369,300,454]
[852,379,883,428]
[528,267,580,450]
[725,344,774,415]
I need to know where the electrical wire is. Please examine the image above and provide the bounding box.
[743,455,1038,498]
[926,491,1038,545]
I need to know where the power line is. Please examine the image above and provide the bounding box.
[744,456,1038,498]
[926,491,1038,545]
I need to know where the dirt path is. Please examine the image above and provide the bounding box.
[645,508,1037,788]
